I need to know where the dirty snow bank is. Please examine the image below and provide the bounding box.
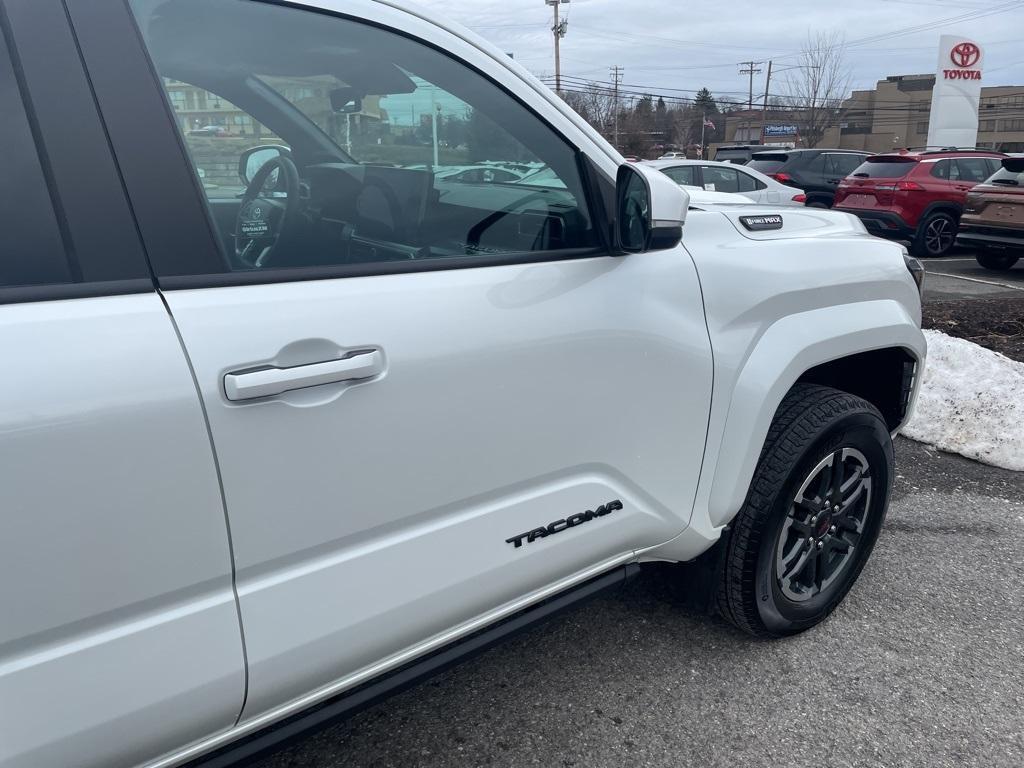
[902,329,1024,471]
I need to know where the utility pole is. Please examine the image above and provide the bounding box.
[546,0,570,95]
[739,60,763,110]
[759,60,773,144]
[610,65,623,150]
[700,112,707,160]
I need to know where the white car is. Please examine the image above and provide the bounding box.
[2,1,925,767]
[645,158,807,206]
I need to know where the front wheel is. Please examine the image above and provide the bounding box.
[976,251,1020,271]
[715,384,893,637]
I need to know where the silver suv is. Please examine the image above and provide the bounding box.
[0,1,925,766]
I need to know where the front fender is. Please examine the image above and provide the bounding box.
[706,299,925,529]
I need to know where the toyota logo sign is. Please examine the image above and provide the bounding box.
[950,42,980,68]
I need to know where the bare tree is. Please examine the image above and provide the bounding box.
[561,83,619,136]
[781,32,851,148]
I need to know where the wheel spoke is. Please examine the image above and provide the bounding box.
[795,494,821,515]
[803,550,819,591]
[779,540,807,572]
[829,450,844,499]
[836,513,861,533]
[839,477,869,514]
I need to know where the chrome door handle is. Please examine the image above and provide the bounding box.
[224,349,383,401]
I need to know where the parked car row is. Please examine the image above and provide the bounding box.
[833,149,1008,259]
[694,145,1022,267]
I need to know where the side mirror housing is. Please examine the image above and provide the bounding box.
[238,145,290,186]
[615,163,689,253]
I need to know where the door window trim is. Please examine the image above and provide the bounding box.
[70,0,614,292]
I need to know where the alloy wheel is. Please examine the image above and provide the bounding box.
[924,217,955,255]
[774,448,873,602]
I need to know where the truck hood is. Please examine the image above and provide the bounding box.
[705,204,870,241]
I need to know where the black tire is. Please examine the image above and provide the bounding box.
[976,251,1020,271]
[806,199,830,209]
[911,211,958,257]
[714,384,893,638]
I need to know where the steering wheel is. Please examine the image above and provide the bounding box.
[233,155,301,268]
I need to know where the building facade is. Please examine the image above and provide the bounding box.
[716,74,1024,155]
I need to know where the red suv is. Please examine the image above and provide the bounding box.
[834,149,1006,257]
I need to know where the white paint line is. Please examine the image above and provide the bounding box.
[926,271,1024,291]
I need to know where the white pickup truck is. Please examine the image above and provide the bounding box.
[0,0,926,766]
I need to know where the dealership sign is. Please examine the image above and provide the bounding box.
[942,41,981,80]
[763,124,799,137]
[927,35,984,149]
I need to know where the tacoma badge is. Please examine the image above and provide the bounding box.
[505,500,624,548]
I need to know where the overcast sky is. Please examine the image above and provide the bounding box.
[420,0,1024,105]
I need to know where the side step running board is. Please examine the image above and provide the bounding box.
[188,562,642,768]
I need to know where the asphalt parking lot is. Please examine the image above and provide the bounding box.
[921,250,1024,301]
[255,436,1024,768]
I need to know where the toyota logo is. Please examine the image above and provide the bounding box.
[950,42,980,68]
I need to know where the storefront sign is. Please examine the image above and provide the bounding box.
[927,35,984,148]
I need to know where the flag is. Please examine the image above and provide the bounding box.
[703,117,716,130]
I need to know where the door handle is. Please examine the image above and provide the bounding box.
[224,349,383,401]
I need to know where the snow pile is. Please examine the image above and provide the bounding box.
[902,329,1024,471]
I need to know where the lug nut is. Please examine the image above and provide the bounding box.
[830,525,837,533]
[816,541,824,549]
[833,504,840,512]
[811,515,818,524]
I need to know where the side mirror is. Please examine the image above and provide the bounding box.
[615,163,689,253]
[238,145,290,186]
[330,87,364,114]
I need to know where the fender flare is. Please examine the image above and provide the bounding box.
[704,299,926,529]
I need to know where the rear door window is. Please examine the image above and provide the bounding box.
[701,165,740,193]
[955,158,994,183]
[832,154,864,176]
[661,165,697,186]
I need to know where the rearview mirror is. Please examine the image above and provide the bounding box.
[615,163,688,253]
[238,145,290,186]
[330,87,364,114]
